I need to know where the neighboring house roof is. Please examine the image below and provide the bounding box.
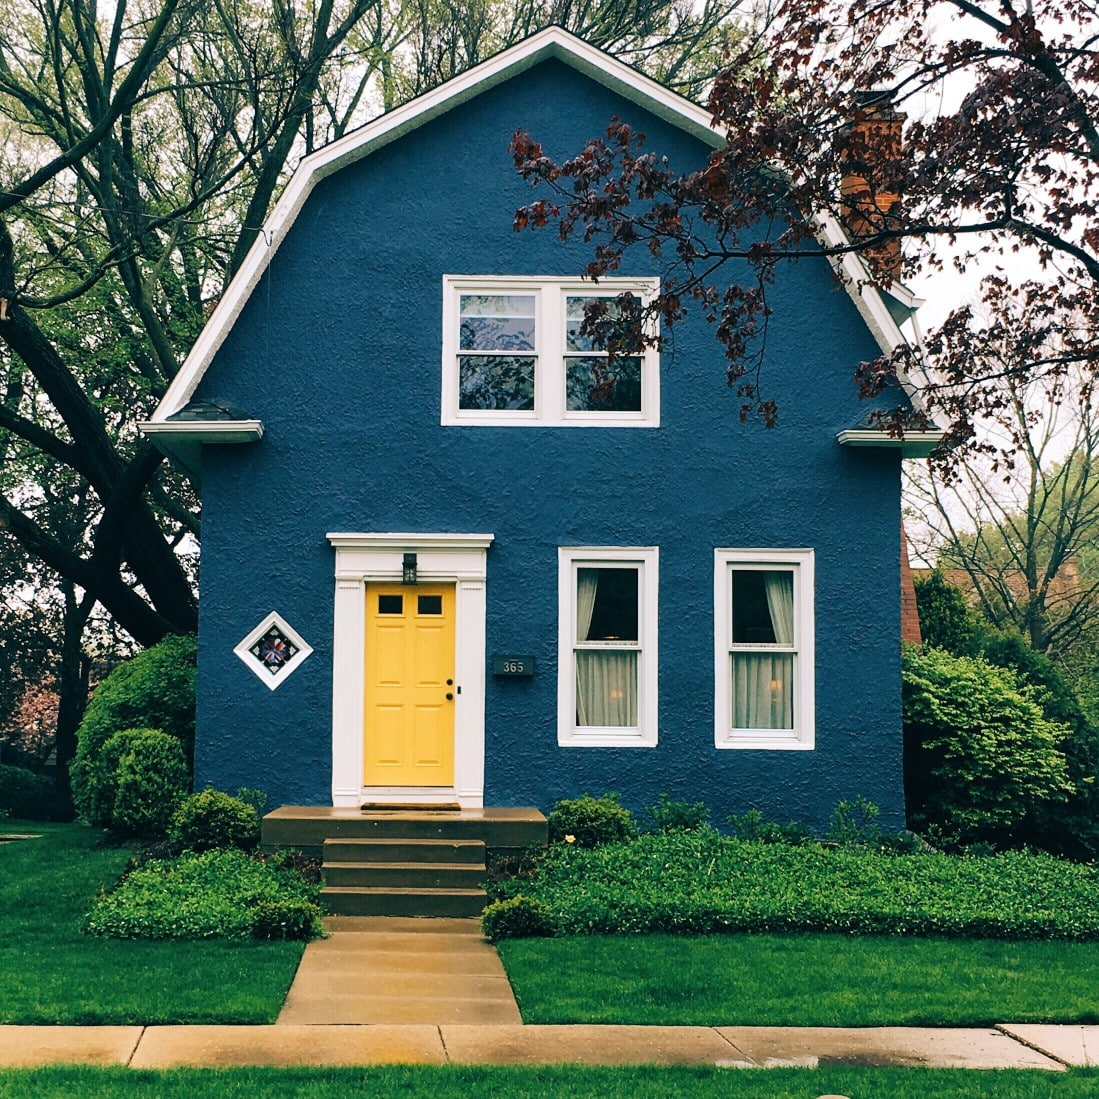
[141,24,942,474]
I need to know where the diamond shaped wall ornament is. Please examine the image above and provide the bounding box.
[234,612,313,690]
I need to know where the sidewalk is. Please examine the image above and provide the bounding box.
[1,915,1096,1072]
[0,1022,1094,1070]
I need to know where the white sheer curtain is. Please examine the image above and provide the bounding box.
[575,568,638,727]
[731,571,794,730]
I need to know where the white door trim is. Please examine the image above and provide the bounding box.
[327,532,494,808]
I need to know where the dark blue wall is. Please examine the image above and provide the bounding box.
[194,58,905,831]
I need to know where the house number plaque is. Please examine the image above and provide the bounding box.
[492,655,535,677]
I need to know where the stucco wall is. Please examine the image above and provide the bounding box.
[193,58,905,832]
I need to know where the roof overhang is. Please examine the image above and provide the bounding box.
[837,427,945,458]
[139,418,264,485]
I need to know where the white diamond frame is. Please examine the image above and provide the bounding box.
[234,611,314,690]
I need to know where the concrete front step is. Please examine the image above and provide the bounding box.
[322,886,488,918]
[323,861,486,890]
[262,806,547,859]
[324,837,486,864]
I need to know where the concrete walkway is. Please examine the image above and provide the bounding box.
[277,917,521,1024]
[0,1023,1094,1070]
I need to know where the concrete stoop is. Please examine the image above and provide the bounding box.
[262,806,547,919]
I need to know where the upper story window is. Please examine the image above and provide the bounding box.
[442,276,660,427]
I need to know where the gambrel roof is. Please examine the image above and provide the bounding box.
[142,25,939,475]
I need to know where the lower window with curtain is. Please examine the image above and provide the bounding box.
[558,547,658,747]
[715,549,815,750]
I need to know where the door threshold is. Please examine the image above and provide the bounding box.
[360,802,461,811]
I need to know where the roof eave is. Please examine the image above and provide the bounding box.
[140,419,265,485]
[836,427,945,459]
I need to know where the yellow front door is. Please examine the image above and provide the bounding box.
[363,584,456,787]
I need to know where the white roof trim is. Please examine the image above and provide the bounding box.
[837,427,945,458]
[139,419,264,443]
[148,25,923,426]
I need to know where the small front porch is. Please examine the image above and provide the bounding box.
[261,806,548,918]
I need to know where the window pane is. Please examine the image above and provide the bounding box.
[418,595,442,615]
[565,294,640,351]
[378,594,403,614]
[576,650,637,726]
[731,653,794,729]
[732,570,794,644]
[460,295,536,351]
[566,356,642,412]
[577,567,638,642]
[459,355,535,410]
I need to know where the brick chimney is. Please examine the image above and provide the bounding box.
[839,92,905,281]
[900,522,922,644]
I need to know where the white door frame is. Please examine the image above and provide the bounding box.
[327,532,493,808]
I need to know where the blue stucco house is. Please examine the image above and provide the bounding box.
[143,27,939,840]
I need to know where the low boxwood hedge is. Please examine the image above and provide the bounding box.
[85,848,322,941]
[485,829,1099,940]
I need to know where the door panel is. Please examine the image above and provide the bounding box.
[364,583,455,786]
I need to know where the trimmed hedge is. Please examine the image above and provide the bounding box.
[111,730,190,836]
[547,793,636,847]
[72,635,196,823]
[85,848,322,940]
[170,788,261,852]
[484,829,1099,940]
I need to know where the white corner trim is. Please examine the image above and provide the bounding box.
[234,611,314,690]
[329,533,492,808]
[713,548,815,751]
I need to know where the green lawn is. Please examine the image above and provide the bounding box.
[1,1067,1097,1098]
[0,821,304,1024]
[499,933,1099,1026]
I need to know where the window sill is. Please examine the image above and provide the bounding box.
[560,728,658,748]
[716,732,815,751]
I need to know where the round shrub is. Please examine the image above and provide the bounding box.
[249,898,323,940]
[110,729,190,837]
[72,635,196,821]
[903,646,1074,843]
[481,895,556,941]
[547,793,636,848]
[0,763,55,820]
[171,788,261,852]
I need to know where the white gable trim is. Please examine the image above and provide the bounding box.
[148,25,920,427]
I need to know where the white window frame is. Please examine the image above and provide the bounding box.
[714,548,815,750]
[558,546,659,747]
[442,275,660,427]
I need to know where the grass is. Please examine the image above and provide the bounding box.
[0,820,304,1024]
[0,1067,1098,1098]
[498,933,1099,1026]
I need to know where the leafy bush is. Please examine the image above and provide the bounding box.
[913,570,980,655]
[547,793,636,847]
[827,796,881,846]
[481,895,556,941]
[72,635,196,821]
[489,829,1099,940]
[110,730,190,837]
[249,898,323,941]
[85,847,322,940]
[647,793,711,833]
[727,808,812,846]
[171,788,261,852]
[902,645,1073,843]
[0,763,55,820]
